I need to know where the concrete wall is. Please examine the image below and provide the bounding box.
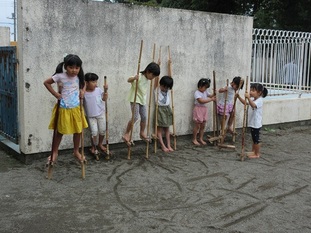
[0,27,10,46]
[17,0,253,154]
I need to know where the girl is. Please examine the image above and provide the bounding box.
[83,73,108,159]
[217,76,243,134]
[192,78,216,145]
[237,83,268,158]
[44,54,88,164]
[154,76,174,152]
[122,62,160,145]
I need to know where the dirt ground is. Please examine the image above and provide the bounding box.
[0,123,310,233]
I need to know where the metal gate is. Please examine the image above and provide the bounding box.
[0,46,18,143]
[252,29,311,96]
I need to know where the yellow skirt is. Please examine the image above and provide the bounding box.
[48,104,88,135]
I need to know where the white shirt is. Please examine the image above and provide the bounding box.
[194,89,211,106]
[154,87,171,106]
[248,97,263,128]
[84,87,105,117]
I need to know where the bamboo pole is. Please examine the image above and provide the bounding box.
[168,46,176,150]
[218,79,229,146]
[146,44,156,159]
[47,91,60,180]
[154,46,161,153]
[104,76,110,160]
[240,76,249,161]
[230,79,244,142]
[80,98,86,179]
[47,84,62,179]
[127,40,143,160]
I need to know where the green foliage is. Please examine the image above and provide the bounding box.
[117,0,311,32]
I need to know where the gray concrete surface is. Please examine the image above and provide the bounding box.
[0,125,310,233]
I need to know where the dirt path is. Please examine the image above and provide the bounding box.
[0,125,310,233]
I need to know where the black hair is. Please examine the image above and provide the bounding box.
[232,76,244,89]
[250,83,268,98]
[141,62,160,76]
[85,73,99,82]
[54,54,85,89]
[159,76,173,89]
[197,78,211,88]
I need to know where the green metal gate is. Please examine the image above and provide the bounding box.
[0,46,18,143]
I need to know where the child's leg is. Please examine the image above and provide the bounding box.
[139,104,149,140]
[164,127,174,151]
[73,132,84,161]
[88,117,99,154]
[123,103,139,142]
[157,127,169,152]
[247,128,260,158]
[192,122,200,145]
[97,114,107,152]
[198,122,207,145]
[50,131,63,162]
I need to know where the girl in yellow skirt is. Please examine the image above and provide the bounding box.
[44,54,88,164]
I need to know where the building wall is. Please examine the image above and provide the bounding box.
[0,27,10,46]
[17,0,254,154]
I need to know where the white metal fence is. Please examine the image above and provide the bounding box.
[251,28,311,96]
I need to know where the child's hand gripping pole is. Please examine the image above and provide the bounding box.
[168,46,177,150]
[146,44,156,159]
[240,76,249,161]
[127,40,143,160]
[47,83,63,180]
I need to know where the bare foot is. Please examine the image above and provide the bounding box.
[161,146,170,152]
[199,139,207,145]
[122,135,131,146]
[98,145,107,152]
[247,154,260,159]
[168,147,174,152]
[246,151,255,156]
[140,134,150,142]
[192,140,200,146]
[73,152,86,162]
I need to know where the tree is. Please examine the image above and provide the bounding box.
[116,0,311,32]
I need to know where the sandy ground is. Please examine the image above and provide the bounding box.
[0,124,310,233]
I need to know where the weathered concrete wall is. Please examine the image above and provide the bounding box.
[17,0,253,154]
[263,96,311,125]
[0,27,10,46]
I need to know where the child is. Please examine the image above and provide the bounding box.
[122,62,160,145]
[237,83,268,158]
[83,73,108,158]
[192,78,216,145]
[154,76,174,152]
[43,54,88,164]
[217,76,243,134]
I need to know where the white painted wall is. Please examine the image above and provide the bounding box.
[17,0,254,154]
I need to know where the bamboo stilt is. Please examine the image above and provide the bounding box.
[154,46,161,153]
[104,76,111,160]
[80,98,86,179]
[127,40,144,160]
[168,46,176,150]
[47,84,62,180]
[240,77,249,161]
[146,44,156,159]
